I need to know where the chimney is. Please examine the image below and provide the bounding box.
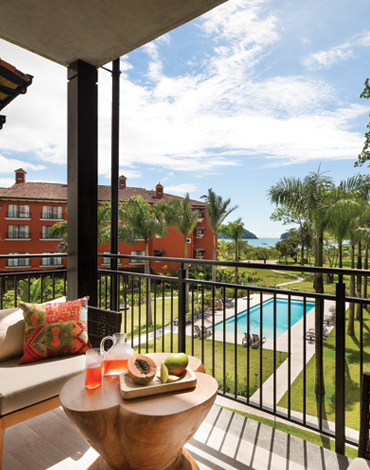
[15,168,26,183]
[119,175,127,189]
[155,182,163,198]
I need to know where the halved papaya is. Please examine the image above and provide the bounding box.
[127,354,157,385]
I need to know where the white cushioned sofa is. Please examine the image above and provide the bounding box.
[0,306,85,470]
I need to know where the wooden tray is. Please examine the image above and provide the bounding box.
[120,367,197,399]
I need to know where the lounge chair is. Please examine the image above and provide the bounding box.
[242,332,253,347]
[193,325,201,337]
[306,327,328,343]
[173,316,192,326]
[225,298,233,308]
[215,299,223,311]
[251,333,266,349]
[324,313,336,326]
[201,326,212,338]
[202,308,213,318]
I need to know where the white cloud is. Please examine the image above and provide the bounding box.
[0,40,67,166]
[164,183,197,196]
[0,178,15,188]
[0,1,368,181]
[0,154,46,173]
[303,30,370,70]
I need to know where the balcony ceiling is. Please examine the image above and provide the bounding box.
[0,0,227,68]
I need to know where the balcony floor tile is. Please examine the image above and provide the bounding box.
[2,399,353,470]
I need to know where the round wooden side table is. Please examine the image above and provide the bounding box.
[60,353,217,470]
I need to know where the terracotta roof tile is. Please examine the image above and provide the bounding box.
[0,182,206,208]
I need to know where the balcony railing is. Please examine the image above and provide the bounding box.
[5,211,31,218]
[0,251,369,457]
[5,232,31,239]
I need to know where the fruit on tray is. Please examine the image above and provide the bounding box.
[127,354,157,385]
[164,353,189,376]
[167,375,180,382]
[156,363,181,383]
[160,363,169,383]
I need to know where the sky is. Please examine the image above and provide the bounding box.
[1,0,370,238]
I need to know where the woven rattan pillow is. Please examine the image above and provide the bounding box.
[19,296,90,364]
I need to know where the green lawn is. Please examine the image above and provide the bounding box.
[135,333,288,399]
[278,308,370,431]
[240,267,296,287]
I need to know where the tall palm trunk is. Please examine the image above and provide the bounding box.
[212,234,217,282]
[338,241,343,268]
[356,240,362,320]
[184,241,189,313]
[144,240,153,326]
[234,243,239,284]
[314,230,325,396]
[347,241,355,335]
[300,232,305,266]
[364,244,368,299]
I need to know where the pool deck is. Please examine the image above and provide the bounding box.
[182,293,351,439]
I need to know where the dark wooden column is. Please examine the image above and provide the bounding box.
[110,58,120,311]
[67,60,98,305]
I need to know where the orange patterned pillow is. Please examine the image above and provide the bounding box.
[19,296,91,364]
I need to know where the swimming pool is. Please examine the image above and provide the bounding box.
[214,298,315,339]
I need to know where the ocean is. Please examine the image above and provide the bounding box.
[221,237,280,248]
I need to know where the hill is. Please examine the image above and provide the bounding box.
[218,229,258,239]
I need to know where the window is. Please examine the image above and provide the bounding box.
[8,204,29,218]
[42,226,52,239]
[7,252,29,267]
[103,252,121,264]
[42,206,62,219]
[130,250,145,264]
[41,253,62,266]
[7,225,29,239]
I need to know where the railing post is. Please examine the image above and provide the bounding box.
[335,277,346,454]
[359,371,370,458]
[178,264,186,353]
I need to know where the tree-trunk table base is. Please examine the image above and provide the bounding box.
[60,353,215,470]
[87,448,199,470]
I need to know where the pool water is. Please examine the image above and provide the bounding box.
[214,298,315,339]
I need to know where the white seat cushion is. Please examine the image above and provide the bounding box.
[0,354,85,416]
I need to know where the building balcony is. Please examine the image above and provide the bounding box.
[5,212,31,220]
[0,254,367,469]
[5,233,31,240]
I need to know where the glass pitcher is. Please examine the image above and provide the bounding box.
[100,333,134,376]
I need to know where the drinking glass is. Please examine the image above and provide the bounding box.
[85,348,103,389]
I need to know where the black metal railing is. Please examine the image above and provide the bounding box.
[1,251,369,456]
[0,253,67,307]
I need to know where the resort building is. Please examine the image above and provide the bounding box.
[0,169,213,274]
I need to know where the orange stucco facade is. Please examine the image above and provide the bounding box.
[0,170,214,274]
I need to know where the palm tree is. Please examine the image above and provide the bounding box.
[201,189,237,282]
[326,175,369,268]
[166,194,199,312]
[119,196,168,326]
[269,167,335,397]
[18,276,54,303]
[219,218,244,283]
[269,180,312,266]
[325,176,369,334]
[48,202,111,251]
